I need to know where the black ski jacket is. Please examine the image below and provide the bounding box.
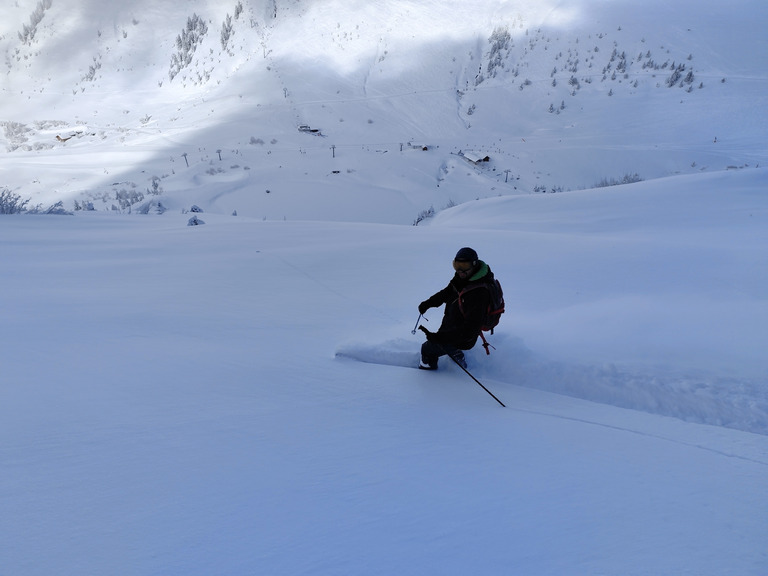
[420,261,494,350]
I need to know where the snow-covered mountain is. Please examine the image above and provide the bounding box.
[1,2,767,575]
[2,0,765,221]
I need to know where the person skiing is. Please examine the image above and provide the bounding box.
[417,247,496,370]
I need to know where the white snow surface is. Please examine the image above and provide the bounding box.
[1,0,767,574]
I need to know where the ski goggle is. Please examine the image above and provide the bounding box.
[453,260,474,273]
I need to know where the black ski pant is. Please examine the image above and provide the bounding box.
[420,340,465,367]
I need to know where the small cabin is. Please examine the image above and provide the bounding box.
[460,151,491,165]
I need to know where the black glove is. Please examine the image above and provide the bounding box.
[418,301,430,315]
[418,325,439,342]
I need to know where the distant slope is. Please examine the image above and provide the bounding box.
[1,0,766,218]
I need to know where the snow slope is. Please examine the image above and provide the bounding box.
[2,179,767,575]
[1,1,767,574]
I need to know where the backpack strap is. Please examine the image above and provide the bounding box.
[456,283,489,317]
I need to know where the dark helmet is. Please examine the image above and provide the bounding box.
[453,247,479,276]
[454,247,478,264]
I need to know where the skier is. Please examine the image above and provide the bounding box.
[417,247,496,370]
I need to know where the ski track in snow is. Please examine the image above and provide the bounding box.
[507,405,768,467]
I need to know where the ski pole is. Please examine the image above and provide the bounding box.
[446,352,506,407]
[419,328,505,408]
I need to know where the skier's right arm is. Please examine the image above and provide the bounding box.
[419,284,451,314]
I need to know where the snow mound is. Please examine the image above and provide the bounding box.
[336,338,420,369]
